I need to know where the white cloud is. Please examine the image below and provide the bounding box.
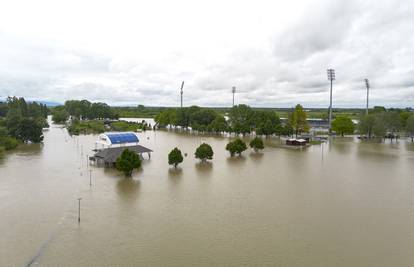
[0,0,413,108]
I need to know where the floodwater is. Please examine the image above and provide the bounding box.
[1,119,414,267]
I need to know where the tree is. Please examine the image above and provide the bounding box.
[226,138,247,156]
[358,114,376,138]
[254,111,281,137]
[249,137,264,152]
[288,104,309,137]
[331,116,355,136]
[52,107,69,124]
[16,118,44,143]
[406,115,414,142]
[116,149,142,176]
[168,147,183,168]
[229,104,254,135]
[384,112,401,139]
[195,143,214,162]
[209,116,227,133]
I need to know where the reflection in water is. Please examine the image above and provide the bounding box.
[168,167,183,179]
[116,178,140,201]
[226,155,246,164]
[249,152,264,162]
[195,161,213,171]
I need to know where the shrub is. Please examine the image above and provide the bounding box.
[226,138,247,156]
[249,137,264,152]
[0,136,19,150]
[168,147,183,168]
[116,149,142,176]
[195,143,214,162]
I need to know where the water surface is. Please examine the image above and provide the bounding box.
[1,121,414,267]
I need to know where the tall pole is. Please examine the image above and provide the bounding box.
[327,69,336,132]
[89,169,92,187]
[365,79,370,115]
[78,198,82,223]
[180,81,184,108]
[232,86,236,107]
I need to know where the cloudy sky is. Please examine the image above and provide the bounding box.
[0,0,413,108]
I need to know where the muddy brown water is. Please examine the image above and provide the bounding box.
[1,119,414,267]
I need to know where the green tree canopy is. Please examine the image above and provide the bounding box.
[115,149,142,176]
[226,138,247,156]
[249,137,264,152]
[195,143,214,162]
[406,115,414,142]
[331,116,355,136]
[168,147,184,168]
[288,104,309,137]
[52,107,69,124]
[229,105,254,135]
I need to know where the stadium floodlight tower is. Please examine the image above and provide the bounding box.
[364,78,370,115]
[180,81,184,108]
[327,69,336,132]
[232,86,236,107]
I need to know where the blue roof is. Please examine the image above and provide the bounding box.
[106,132,139,144]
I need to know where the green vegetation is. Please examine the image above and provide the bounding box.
[155,104,292,136]
[249,137,264,152]
[63,100,118,120]
[406,115,414,142]
[0,97,48,149]
[168,147,184,168]
[332,116,355,136]
[67,119,105,135]
[288,104,309,137]
[195,143,214,162]
[110,121,150,132]
[115,149,142,176]
[51,106,69,124]
[226,139,247,156]
[357,110,408,140]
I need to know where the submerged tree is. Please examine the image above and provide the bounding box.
[288,104,309,138]
[195,143,214,162]
[168,147,184,168]
[226,138,247,156]
[331,116,355,136]
[249,137,264,152]
[406,115,414,142]
[116,149,142,176]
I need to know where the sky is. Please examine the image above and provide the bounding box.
[0,0,413,108]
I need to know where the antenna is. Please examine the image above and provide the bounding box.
[232,86,236,107]
[180,81,184,108]
[327,69,335,133]
[364,79,370,115]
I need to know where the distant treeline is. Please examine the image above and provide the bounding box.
[154,104,311,137]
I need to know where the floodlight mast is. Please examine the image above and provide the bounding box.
[232,86,236,107]
[180,81,184,108]
[327,69,335,132]
[365,79,370,115]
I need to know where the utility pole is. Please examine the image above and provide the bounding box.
[180,81,184,108]
[327,69,336,132]
[78,198,82,223]
[365,78,370,115]
[232,86,236,107]
[89,169,92,187]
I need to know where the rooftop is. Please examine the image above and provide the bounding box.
[93,145,153,164]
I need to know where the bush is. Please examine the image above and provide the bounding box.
[115,149,142,176]
[168,147,183,168]
[226,138,247,156]
[0,146,4,158]
[195,143,214,162]
[52,109,69,124]
[249,137,264,152]
[0,136,19,150]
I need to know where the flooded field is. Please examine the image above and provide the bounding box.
[1,120,414,267]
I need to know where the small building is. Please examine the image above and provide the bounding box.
[90,132,152,166]
[286,138,308,146]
